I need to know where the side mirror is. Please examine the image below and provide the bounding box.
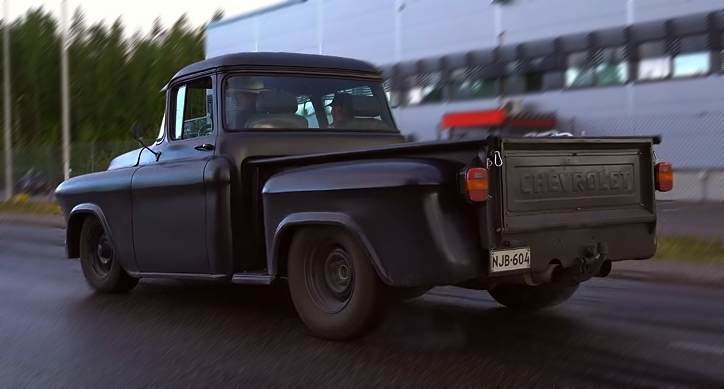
[131,122,144,141]
[130,122,162,163]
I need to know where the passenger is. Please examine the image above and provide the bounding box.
[226,76,267,128]
[326,92,354,128]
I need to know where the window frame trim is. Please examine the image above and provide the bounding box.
[166,71,217,143]
[219,71,400,133]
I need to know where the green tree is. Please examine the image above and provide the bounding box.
[0,5,218,182]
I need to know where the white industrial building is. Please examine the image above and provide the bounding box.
[207,0,724,201]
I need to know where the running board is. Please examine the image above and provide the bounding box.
[231,273,275,285]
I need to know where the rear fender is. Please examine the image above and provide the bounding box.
[263,158,485,287]
[271,212,390,283]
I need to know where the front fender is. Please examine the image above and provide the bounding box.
[64,204,138,274]
[55,165,138,273]
[262,158,484,288]
[65,204,110,257]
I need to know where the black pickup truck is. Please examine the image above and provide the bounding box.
[55,52,673,340]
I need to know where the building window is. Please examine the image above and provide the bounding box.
[406,72,444,106]
[595,47,628,85]
[672,52,710,78]
[565,51,594,88]
[670,34,711,78]
[449,68,497,100]
[523,57,544,93]
[525,72,544,92]
[637,41,670,81]
[459,79,497,99]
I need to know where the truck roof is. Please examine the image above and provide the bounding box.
[171,52,382,81]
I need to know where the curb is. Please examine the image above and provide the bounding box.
[607,268,724,289]
[0,213,65,229]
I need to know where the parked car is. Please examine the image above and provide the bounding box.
[16,170,53,195]
[55,52,673,341]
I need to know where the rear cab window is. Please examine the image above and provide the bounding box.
[222,74,397,132]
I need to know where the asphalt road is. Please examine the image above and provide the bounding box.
[1,223,723,388]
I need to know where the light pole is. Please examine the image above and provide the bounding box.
[60,0,70,181]
[3,0,13,200]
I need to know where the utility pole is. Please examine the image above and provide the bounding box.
[60,0,70,181]
[3,0,13,199]
[394,0,404,63]
[493,2,506,109]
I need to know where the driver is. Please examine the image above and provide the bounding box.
[226,76,267,128]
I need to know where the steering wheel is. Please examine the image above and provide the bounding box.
[195,123,213,138]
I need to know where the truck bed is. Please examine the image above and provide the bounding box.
[249,135,661,283]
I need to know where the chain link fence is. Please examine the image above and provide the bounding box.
[0,110,722,201]
[569,110,724,170]
[568,110,724,201]
[0,140,139,197]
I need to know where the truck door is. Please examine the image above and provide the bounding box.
[131,75,217,274]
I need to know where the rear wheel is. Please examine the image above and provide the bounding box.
[287,226,387,340]
[487,282,579,311]
[79,217,139,294]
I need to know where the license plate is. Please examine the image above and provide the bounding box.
[490,247,531,274]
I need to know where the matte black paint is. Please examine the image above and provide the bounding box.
[262,159,485,287]
[170,52,381,82]
[55,52,663,290]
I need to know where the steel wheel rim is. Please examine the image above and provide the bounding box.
[89,229,113,279]
[305,239,355,314]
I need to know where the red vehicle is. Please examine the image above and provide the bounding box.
[438,107,569,141]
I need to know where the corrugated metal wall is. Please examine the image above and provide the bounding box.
[207,0,724,172]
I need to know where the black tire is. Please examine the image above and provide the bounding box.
[287,226,387,340]
[79,217,139,294]
[487,282,579,312]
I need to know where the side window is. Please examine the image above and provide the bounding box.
[172,76,213,140]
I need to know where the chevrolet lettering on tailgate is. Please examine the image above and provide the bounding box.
[520,167,634,196]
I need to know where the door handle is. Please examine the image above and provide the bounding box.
[194,143,215,151]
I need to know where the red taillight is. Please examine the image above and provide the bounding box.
[655,162,673,192]
[465,167,489,202]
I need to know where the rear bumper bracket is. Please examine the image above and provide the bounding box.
[554,242,610,287]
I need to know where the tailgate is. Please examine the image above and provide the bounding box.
[499,137,657,234]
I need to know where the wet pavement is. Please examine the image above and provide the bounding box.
[1,223,723,388]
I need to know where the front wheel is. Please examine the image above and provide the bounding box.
[287,226,387,340]
[79,217,139,294]
[487,282,579,312]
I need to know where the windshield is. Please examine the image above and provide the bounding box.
[223,74,397,132]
